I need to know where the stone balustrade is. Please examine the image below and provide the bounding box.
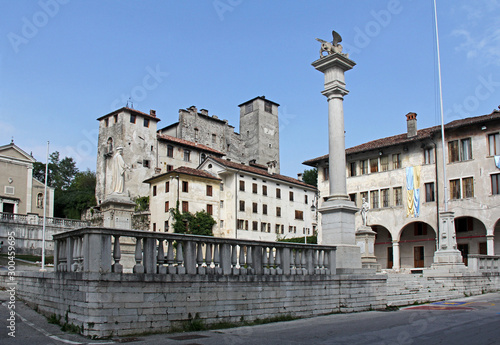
[468,254,500,274]
[0,212,90,228]
[53,227,337,276]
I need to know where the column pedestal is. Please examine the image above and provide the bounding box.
[356,225,380,271]
[101,194,135,229]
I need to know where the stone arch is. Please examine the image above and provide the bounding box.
[399,221,436,268]
[494,219,500,255]
[372,225,393,269]
[455,216,488,263]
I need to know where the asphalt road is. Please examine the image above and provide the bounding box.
[1,289,499,345]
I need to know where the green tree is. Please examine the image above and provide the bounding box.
[302,168,318,187]
[171,203,215,236]
[33,152,78,191]
[58,170,97,219]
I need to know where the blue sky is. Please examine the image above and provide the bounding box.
[1,0,500,178]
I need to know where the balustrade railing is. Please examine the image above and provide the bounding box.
[53,228,337,276]
[468,254,500,273]
[0,212,89,228]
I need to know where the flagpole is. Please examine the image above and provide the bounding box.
[40,141,49,272]
[433,0,448,212]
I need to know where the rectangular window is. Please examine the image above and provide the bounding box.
[165,181,170,193]
[130,114,136,123]
[392,154,401,169]
[289,191,294,201]
[143,160,150,168]
[370,159,379,173]
[488,133,500,156]
[414,223,428,236]
[450,179,461,199]
[252,202,258,213]
[295,210,304,220]
[263,204,268,215]
[153,185,157,196]
[206,185,213,196]
[167,165,173,172]
[349,193,357,205]
[239,200,245,212]
[424,148,434,164]
[252,183,258,194]
[220,220,224,228]
[182,201,189,213]
[323,166,329,180]
[304,194,308,204]
[237,219,244,230]
[456,218,473,232]
[207,204,213,215]
[114,114,118,123]
[165,201,169,213]
[220,200,224,208]
[276,188,281,198]
[245,103,253,114]
[262,185,267,196]
[276,207,281,217]
[104,118,109,127]
[381,189,389,207]
[449,140,459,162]
[380,156,389,171]
[360,191,368,207]
[261,222,267,232]
[393,187,402,206]
[212,134,216,143]
[184,150,191,162]
[264,100,272,113]
[144,118,149,127]
[289,226,293,233]
[153,223,156,232]
[167,145,174,157]
[370,190,379,209]
[361,160,368,175]
[462,177,474,198]
[461,138,472,161]
[194,128,199,141]
[245,220,249,230]
[275,224,281,233]
[240,180,245,191]
[425,182,435,202]
[182,181,188,193]
[492,173,500,195]
[252,221,258,231]
[349,162,357,176]
[164,221,169,232]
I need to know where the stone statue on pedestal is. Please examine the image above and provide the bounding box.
[316,30,349,58]
[361,198,369,226]
[111,147,129,194]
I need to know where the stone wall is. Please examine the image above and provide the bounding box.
[2,271,386,338]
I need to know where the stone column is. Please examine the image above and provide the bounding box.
[392,241,400,271]
[312,48,361,270]
[486,234,495,255]
[431,211,465,270]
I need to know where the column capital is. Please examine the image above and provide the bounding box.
[322,86,349,99]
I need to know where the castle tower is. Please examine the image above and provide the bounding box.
[239,96,280,173]
[96,107,161,205]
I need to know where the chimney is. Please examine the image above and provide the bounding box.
[406,112,417,138]
[267,160,277,174]
[150,109,156,117]
[297,173,303,181]
[200,109,208,116]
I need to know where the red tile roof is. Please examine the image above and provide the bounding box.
[97,107,160,121]
[157,134,224,156]
[209,157,316,189]
[144,166,221,183]
[303,110,500,166]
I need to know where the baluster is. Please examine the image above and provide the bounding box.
[269,247,276,275]
[231,244,238,275]
[296,250,303,275]
[301,249,307,274]
[166,240,176,274]
[275,248,282,275]
[176,241,186,274]
[157,239,166,274]
[206,243,213,274]
[290,249,296,275]
[112,235,123,273]
[313,249,319,274]
[133,237,144,273]
[263,246,270,275]
[246,246,253,274]
[59,239,67,272]
[239,245,247,275]
[318,250,325,274]
[71,237,79,272]
[324,250,331,274]
[197,242,206,274]
[213,244,221,274]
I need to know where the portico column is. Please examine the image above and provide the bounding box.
[312,33,361,269]
[486,234,495,256]
[392,241,400,271]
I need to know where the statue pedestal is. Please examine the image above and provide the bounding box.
[101,194,135,229]
[319,199,361,270]
[356,225,380,271]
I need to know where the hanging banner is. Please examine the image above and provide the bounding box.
[406,166,421,218]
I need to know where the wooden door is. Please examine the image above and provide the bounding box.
[414,246,424,268]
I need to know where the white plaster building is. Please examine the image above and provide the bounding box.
[0,141,54,217]
[304,109,500,270]
[146,156,317,242]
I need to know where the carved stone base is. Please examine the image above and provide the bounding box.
[356,225,380,272]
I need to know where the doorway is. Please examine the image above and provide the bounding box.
[414,246,424,268]
[458,243,469,265]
